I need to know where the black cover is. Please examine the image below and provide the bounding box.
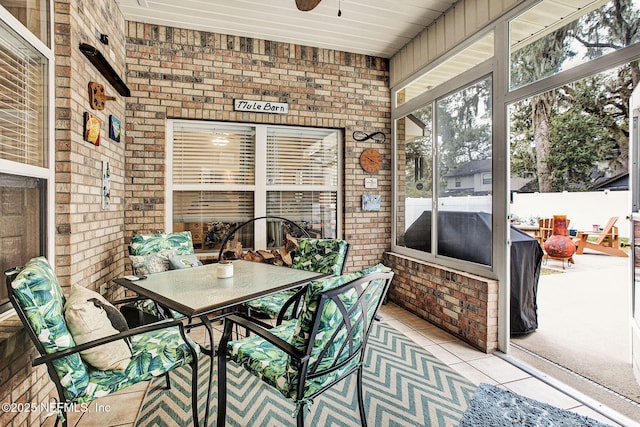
[404,211,543,334]
[509,226,543,334]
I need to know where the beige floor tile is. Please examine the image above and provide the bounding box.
[75,389,146,427]
[570,405,625,426]
[394,315,431,330]
[439,341,492,362]
[422,344,463,365]
[503,377,582,409]
[382,319,413,333]
[449,362,498,386]
[415,326,457,344]
[400,329,436,347]
[468,355,531,383]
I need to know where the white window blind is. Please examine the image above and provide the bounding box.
[266,127,338,186]
[267,191,337,238]
[173,122,255,186]
[0,20,46,167]
[173,191,253,223]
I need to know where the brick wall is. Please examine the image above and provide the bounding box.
[0,0,129,424]
[55,0,127,293]
[384,252,498,352]
[123,23,392,272]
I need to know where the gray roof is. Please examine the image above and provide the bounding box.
[444,159,492,178]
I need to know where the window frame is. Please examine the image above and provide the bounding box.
[392,55,496,278]
[165,119,343,253]
[0,3,54,317]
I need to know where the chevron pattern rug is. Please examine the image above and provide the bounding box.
[135,322,477,426]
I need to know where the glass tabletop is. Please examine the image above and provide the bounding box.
[113,260,327,317]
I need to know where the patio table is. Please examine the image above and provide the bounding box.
[113,260,328,426]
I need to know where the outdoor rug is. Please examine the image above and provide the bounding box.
[459,383,612,427]
[135,322,477,426]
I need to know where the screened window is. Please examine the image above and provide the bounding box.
[169,121,341,253]
[509,0,640,90]
[395,76,493,266]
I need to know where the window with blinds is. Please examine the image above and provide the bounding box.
[0,19,47,167]
[266,127,338,186]
[169,121,341,252]
[0,14,50,315]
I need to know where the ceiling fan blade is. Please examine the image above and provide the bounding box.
[295,0,322,11]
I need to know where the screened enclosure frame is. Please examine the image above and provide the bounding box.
[391,0,640,353]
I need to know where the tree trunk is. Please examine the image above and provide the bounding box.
[533,92,553,192]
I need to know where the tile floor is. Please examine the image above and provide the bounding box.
[46,303,634,427]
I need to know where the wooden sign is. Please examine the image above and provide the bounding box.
[89,81,117,110]
[234,99,289,114]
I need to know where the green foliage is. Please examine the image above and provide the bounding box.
[547,109,613,191]
[509,0,638,192]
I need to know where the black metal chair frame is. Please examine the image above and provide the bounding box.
[5,270,201,427]
[216,270,394,427]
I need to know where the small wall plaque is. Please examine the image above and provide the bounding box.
[83,112,101,146]
[109,115,121,142]
[102,161,111,209]
[364,177,378,189]
[361,194,381,211]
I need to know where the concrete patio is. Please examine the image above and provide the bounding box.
[511,247,640,420]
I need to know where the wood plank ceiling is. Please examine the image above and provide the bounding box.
[114,0,459,58]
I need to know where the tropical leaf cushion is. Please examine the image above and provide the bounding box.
[9,257,90,401]
[291,238,349,274]
[129,232,197,318]
[75,326,200,404]
[289,264,392,394]
[245,289,297,319]
[129,249,177,276]
[228,319,359,399]
[64,284,132,371]
[129,231,195,256]
[227,320,297,397]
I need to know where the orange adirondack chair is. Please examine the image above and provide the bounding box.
[574,216,627,257]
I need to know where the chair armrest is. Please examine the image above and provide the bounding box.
[275,286,307,325]
[222,314,305,360]
[33,318,187,367]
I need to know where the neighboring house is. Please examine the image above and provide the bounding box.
[590,172,629,191]
[443,159,492,196]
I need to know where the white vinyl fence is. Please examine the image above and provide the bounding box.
[406,191,630,238]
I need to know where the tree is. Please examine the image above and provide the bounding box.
[437,77,492,172]
[510,0,639,191]
[511,27,575,192]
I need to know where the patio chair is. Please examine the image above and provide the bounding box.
[121,231,202,326]
[575,216,628,257]
[217,265,394,427]
[5,256,200,427]
[246,237,350,321]
[217,216,350,321]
